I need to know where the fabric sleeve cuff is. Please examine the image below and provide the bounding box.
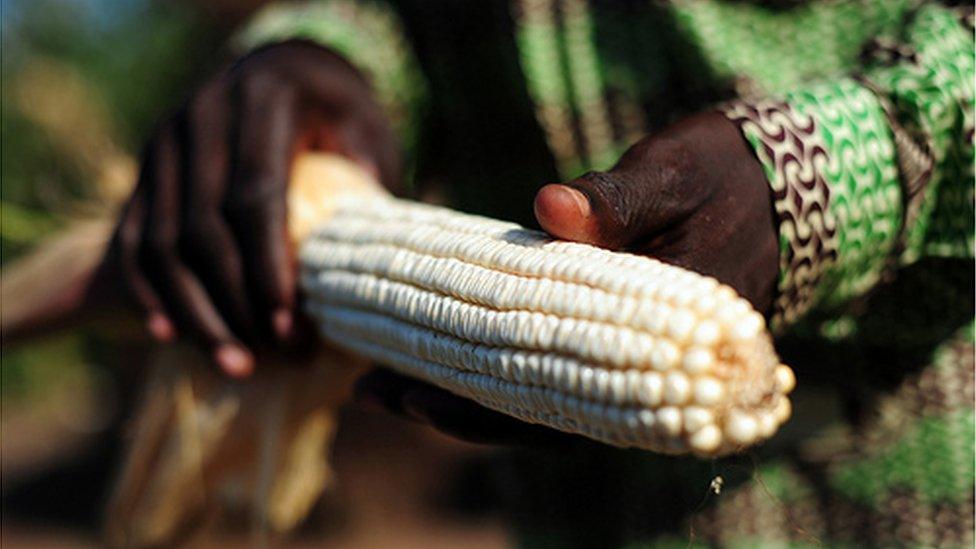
[721,80,903,329]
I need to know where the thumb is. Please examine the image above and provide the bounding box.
[534,138,707,249]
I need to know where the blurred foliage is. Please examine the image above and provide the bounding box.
[0,333,91,400]
[1,0,224,262]
[1,0,224,407]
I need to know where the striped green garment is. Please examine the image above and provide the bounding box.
[237,1,974,546]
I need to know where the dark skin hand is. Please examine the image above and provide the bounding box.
[357,112,779,446]
[112,40,400,377]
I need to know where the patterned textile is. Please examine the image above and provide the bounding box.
[234,1,974,546]
[724,3,973,326]
[723,80,905,325]
[722,99,840,326]
[866,4,975,262]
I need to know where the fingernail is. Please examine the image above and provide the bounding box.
[272,308,293,341]
[215,345,254,378]
[549,184,592,218]
[534,184,598,244]
[534,184,592,232]
[147,313,175,342]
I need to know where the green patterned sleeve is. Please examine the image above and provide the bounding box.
[233,0,427,161]
[721,4,973,328]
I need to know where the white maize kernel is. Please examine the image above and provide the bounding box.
[624,370,642,402]
[693,295,718,315]
[691,320,721,346]
[716,304,741,325]
[689,425,722,453]
[682,406,714,433]
[774,397,792,423]
[667,310,697,343]
[758,413,778,438]
[693,377,724,406]
[650,341,680,371]
[725,413,759,445]
[638,409,656,431]
[682,347,714,374]
[664,372,691,405]
[610,371,628,405]
[730,312,764,341]
[638,373,664,407]
[656,407,683,437]
[647,304,671,334]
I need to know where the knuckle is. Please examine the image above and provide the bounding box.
[575,170,632,229]
[652,139,698,190]
[617,138,705,223]
[619,136,697,190]
[191,75,230,113]
[236,68,283,102]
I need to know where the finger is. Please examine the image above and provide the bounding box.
[534,160,700,250]
[355,369,580,448]
[276,43,403,193]
[178,77,256,342]
[116,171,174,342]
[533,183,598,244]
[401,386,582,447]
[329,105,402,193]
[141,124,254,377]
[535,115,723,249]
[353,368,420,416]
[226,74,298,344]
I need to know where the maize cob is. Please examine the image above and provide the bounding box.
[299,177,795,457]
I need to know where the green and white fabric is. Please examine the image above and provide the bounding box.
[725,3,973,326]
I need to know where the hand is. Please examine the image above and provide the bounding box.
[535,111,778,311]
[112,40,400,377]
[354,369,584,448]
[358,111,778,445]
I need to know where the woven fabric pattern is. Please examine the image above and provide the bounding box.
[724,5,972,324]
[722,99,840,326]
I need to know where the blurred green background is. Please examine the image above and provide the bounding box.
[1,0,226,419]
[0,6,235,540]
[0,2,242,530]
